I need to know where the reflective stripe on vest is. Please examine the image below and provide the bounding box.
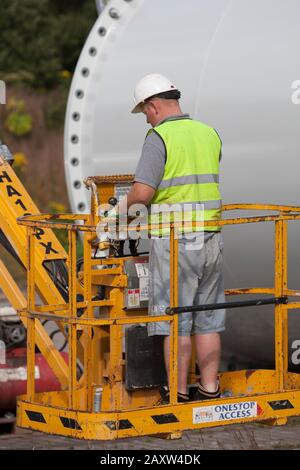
[158,173,219,190]
[149,118,222,236]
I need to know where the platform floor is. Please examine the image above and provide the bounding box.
[1,419,300,450]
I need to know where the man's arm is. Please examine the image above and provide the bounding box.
[118,182,155,215]
[118,131,165,214]
[127,182,155,206]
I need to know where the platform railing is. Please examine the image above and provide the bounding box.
[18,204,300,416]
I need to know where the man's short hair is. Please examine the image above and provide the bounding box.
[146,89,181,102]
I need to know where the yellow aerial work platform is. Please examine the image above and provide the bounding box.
[16,175,300,440]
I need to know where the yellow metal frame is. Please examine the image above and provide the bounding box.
[0,155,98,389]
[0,156,71,386]
[16,188,300,439]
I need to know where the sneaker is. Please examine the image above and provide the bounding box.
[193,382,221,401]
[156,386,169,405]
[156,387,190,405]
[177,392,190,403]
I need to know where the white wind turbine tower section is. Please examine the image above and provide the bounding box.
[64,0,300,368]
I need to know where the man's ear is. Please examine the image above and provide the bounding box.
[149,100,159,114]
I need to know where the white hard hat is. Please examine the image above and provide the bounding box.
[131,73,178,113]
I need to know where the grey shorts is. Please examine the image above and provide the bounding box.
[147,232,226,336]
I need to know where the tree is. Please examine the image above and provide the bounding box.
[0,0,97,88]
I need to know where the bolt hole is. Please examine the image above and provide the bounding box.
[89,47,97,56]
[71,135,79,144]
[98,27,107,36]
[72,112,80,121]
[81,68,89,77]
[75,89,84,99]
[71,158,79,166]
[78,202,86,212]
[73,180,81,189]
[109,8,120,19]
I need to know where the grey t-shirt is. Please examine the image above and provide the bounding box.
[134,130,166,189]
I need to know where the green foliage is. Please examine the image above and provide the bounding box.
[0,0,97,89]
[1,71,35,86]
[5,112,32,137]
[44,86,69,130]
[5,99,33,136]
[48,201,68,249]
[44,99,66,130]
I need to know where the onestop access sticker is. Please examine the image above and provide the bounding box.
[193,401,258,424]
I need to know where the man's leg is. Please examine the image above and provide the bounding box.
[164,335,192,395]
[163,336,170,380]
[194,332,221,392]
[193,234,225,396]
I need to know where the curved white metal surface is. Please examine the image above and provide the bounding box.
[64,0,300,368]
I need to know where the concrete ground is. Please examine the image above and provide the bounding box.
[0,419,300,450]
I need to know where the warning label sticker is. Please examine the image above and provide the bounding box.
[127,289,140,308]
[135,263,149,278]
[193,401,258,424]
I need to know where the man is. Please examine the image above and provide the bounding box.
[125,73,225,403]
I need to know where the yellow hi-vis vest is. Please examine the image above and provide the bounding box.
[149,117,222,237]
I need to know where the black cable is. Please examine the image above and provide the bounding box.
[0,229,24,267]
[43,260,69,301]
